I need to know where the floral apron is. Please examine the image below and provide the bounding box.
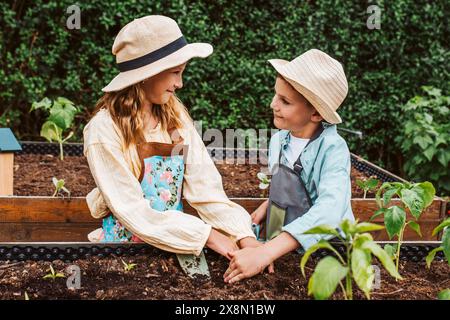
[98,128,188,242]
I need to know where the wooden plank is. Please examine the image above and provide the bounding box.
[0,153,14,196]
[0,223,100,242]
[0,196,443,242]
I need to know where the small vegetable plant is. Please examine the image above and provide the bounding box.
[30,97,79,160]
[356,177,379,199]
[121,259,137,272]
[300,219,402,300]
[370,181,435,273]
[52,177,71,198]
[425,217,449,268]
[257,171,271,197]
[42,265,65,281]
[425,217,450,301]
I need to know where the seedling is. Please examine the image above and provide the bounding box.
[121,259,137,272]
[370,181,435,273]
[42,265,65,281]
[30,97,79,160]
[425,217,449,268]
[52,177,71,198]
[300,219,402,300]
[257,171,271,197]
[356,177,379,199]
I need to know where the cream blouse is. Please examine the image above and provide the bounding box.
[83,108,255,256]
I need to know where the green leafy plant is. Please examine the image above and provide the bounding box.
[42,265,65,281]
[426,217,450,268]
[121,259,137,272]
[52,177,71,198]
[257,171,271,197]
[30,97,79,160]
[425,217,450,301]
[356,177,379,199]
[371,181,436,273]
[438,288,450,300]
[396,86,450,195]
[300,219,402,300]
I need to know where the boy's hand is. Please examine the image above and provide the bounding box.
[223,246,273,284]
[238,237,275,273]
[250,199,269,224]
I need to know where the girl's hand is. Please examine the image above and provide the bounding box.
[223,246,273,284]
[206,228,239,260]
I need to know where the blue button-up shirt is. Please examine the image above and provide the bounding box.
[268,123,355,251]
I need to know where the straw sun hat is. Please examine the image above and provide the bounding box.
[102,15,213,92]
[269,49,348,124]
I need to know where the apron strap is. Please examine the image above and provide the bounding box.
[292,125,325,175]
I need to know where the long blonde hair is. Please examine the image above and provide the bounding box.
[92,82,192,150]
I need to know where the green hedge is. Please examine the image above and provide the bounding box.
[1,0,449,177]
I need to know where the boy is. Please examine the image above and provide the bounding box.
[224,49,355,283]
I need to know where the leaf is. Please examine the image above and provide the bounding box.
[423,145,436,162]
[30,97,52,112]
[369,208,386,222]
[308,256,348,300]
[366,178,379,190]
[361,241,402,280]
[48,100,78,130]
[302,224,340,237]
[407,221,422,237]
[300,240,344,277]
[356,179,365,189]
[438,289,450,300]
[384,206,406,239]
[383,188,398,207]
[432,218,450,236]
[415,182,435,208]
[425,247,443,268]
[351,248,374,299]
[257,172,267,181]
[376,182,391,208]
[354,222,384,234]
[383,244,397,259]
[400,188,424,220]
[442,229,450,265]
[40,121,62,143]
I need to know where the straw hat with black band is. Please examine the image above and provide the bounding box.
[102,15,213,92]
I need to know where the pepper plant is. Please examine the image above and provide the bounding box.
[356,177,379,199]
[300,219,402,300]
[52,177,71,198]
[30,97,79,160]
[370,181,435,273]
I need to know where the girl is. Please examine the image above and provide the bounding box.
[83,15,259,260]
[224,49,355,283]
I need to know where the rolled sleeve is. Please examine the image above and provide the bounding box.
[182,123,255,242]
[85,142,212,256]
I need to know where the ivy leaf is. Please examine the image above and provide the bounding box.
[384,206,406,239]
[308,256,348,300]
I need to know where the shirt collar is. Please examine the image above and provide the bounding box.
[281,122,336,151]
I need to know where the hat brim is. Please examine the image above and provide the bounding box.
[268,59,342,124]
[102,43,213,92]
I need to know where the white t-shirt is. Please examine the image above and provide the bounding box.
[284,133,310,168]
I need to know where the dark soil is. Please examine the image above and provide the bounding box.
[0,251,448,300]
[13,154,376,198]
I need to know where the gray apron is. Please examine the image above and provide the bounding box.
[265,127,324,241]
